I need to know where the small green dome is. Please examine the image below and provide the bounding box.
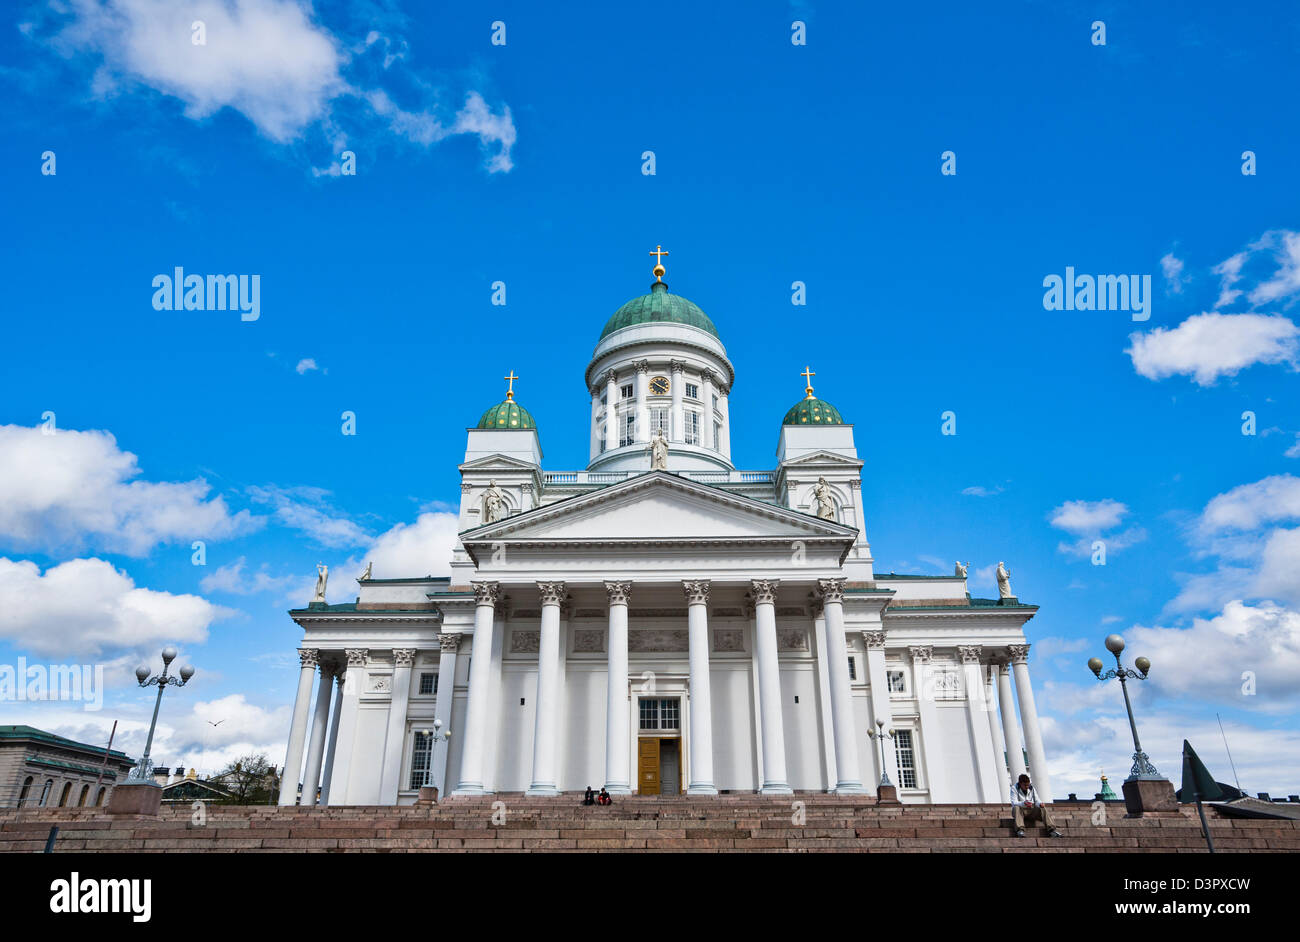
[600,282,719,340]
[783,396,845,426]
[477,399,536,429]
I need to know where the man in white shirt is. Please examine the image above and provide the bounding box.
[1010,773,1062,838]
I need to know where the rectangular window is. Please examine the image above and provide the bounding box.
[685,383,699,400]
[887,670,907,695]
[894,730,918,788]
[620,384,634,400]
[684,411,700,445]
[418,672,438,696]
[714,423,721,451]
[638,698,680,730]
[620,411,636,447]
[847,656,858,681]
[409,732,433,790]
[712,394,719,412]
[598,427,606,453]
[650,407,669,437]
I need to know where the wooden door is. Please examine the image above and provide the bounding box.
[638,738,660,794]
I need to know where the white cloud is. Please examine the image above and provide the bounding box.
[1049,498,1146,558]
[1126,311,1299,385]
[200,555,299,596]
[37,0,516,172]
[1160,251,1187,293]
[1212,251,1247,309]
[295,358,319,374]
[1247,230,1300,307]
[0,557,228,659]
[247,484,370,548]
[1197,474,1300,536]
[0,424,259,556]
[961,485,1003,497]
[1285,435,1300,459]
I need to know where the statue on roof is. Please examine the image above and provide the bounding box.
[813,477,835,520]
[650,429,669,471]
[313,563,328,603]
[955,561,968,579]
[996,561,1013,599]
[359,561,373,581]
[483,480,506,523]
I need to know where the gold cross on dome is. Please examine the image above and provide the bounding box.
[801,366,816,398]
[649,244,669,281]
[503,370,519,401]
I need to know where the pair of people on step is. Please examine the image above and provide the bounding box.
[582,786,612,806]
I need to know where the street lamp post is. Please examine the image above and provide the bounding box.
[867,718,900,804]
[1088,634,1175,815]
[132,646,196,782]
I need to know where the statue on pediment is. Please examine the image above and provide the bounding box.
[650,429,669,471]
[313,563,328,602]
[996,561,1013,599]
[955,561,968,579]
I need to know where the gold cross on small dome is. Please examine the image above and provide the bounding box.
[801,366,816,399]
[649,244,669,282]
[503,370,519,401]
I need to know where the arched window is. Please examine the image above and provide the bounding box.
[39,780,53,806]
[18,777,33,806]
[78,784,91,806]
[58,782,73,806]
[95,787,107,807]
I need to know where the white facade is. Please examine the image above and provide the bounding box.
[283,275,1051,805]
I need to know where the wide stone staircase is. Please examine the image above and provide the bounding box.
[3,794,1298,852]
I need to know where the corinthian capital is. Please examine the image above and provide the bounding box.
[817,577,846,604]
[345,648,368,668]
[1008,643,1031,664]
[393,648,417,668]
[750,579,780,605]
[957,644,983,664]
[862,630,885,650]
[537,581,566,606]
[437,633,461,653]
[908,644,933,663]
[604,580,631,606]
[298,648,319,669]
[471,581,500,607]
[682,580,710,605]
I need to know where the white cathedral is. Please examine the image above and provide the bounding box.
[281,253,1054,806]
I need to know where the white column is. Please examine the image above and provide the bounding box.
[909,645,945,800]
[683,580,717,794]
[299,661,335,806]
[454,582,499,795]
[590,387,600,461]
[378,648,416,803]
[959,645,1000,802]
[985,664,1008,789]
[326,649,367,806]
[669,360,685,442]
[752,579,790,793]
[863,631,899,785]
[701,370,716,452]
[849,479,871,560]
[528,582,565,795]
[718,387,731,459]
[278,648,319,806]
[604,581,632,794]
[1010,644,1052,801]
[431,634,460,794]
[319,672,344,804]
[604,372,617,452]
[634,362,650,444]
[997,659,1027,783]
[819,579,864,793]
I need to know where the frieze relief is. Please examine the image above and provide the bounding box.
[573,629,605,653]
[628,629,688,652]
[712,628,745,653]
[510,630,541,654]
[776,629,809,652]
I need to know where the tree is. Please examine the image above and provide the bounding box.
[211,753,279,805]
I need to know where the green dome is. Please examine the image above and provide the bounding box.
[600,282,719,340]
[477,399,536,429]
[782,396,845,426]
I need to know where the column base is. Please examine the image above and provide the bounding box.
[760,783,793,795]
[525,784,560,797]
[833,781,866,795]
[687,783,719,796]
[451,783,485,797]
[875,784,901,805]
[604,784,632,796]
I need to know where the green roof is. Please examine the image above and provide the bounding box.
[600,282,719,340]
[0,725,132,761]
[476,399,536,430]
[782,395,845,425]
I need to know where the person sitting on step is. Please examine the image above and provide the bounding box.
[1010,773,1061,838]
[583,786,595,806]
[597,787,612,806]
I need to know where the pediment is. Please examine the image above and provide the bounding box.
[461,472,856,545]
[779,450,864,469]
[459,454,540,473]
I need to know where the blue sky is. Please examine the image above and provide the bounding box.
[2,0,1298,797]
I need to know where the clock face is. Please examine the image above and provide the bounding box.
[649,375,670,396]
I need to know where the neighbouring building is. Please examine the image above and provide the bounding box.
[0,725,134,809]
